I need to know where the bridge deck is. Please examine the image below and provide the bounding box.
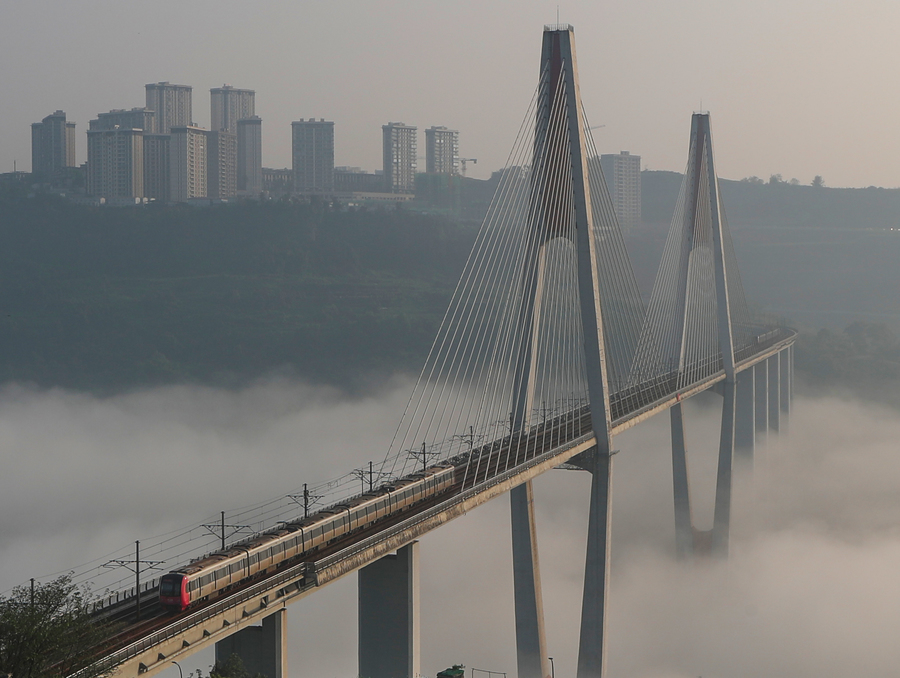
[75,331,794,678]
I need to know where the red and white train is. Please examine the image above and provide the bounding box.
[159,463,457,611]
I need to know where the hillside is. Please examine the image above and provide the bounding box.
[0,197,474,392]
[4,170,900,397]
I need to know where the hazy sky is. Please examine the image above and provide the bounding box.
[3,0,900,187]
[2,381,900,677]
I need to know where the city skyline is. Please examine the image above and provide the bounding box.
[4,1,900,187]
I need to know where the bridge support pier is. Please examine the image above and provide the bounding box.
[358,542,420,678]
[779,347,791,432]
[754,361,768,447]
[768,354,780,433]
[670,403,693,559]
[735,368,755,466]
[576,450,614,678]
[215,607,287,678]
[511,481,551,678]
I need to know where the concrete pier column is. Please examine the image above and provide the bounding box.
[670,403,693,559]
[511,481,551,678]
[359,542,420,678]
[767,354,780,433]
[734,368,755,466]
[789,344,795,403]
[215,608,287,678]
[754,361,768,446]
[576,451,613,678]
[779,347,791,432]
[711,379,736,557]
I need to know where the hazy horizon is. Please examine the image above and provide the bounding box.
[4,0,900,187]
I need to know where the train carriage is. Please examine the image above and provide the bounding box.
[160,463,456,612]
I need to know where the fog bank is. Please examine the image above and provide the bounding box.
[1,383,898,678]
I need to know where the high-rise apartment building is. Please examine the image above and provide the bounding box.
[86,127,144,199]
[143,134,170,202]
[169,125,207,202]
[425,126,459,175]
[90,108,156,132]
[145,82,192,134]
[210,86,255,135]
[382,122,417,193]
[31,110,76,178]
[237,116,262,194]
[599,151,641,231]
[207,130,237,199]
[292,119,334,193]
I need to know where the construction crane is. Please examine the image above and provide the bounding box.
[459,158,478,177]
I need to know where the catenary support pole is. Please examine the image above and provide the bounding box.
[670,402,693,558]
[511,482,552,678]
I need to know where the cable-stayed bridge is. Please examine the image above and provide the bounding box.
[59,25,794,678]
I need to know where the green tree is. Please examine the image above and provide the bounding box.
[191,654,265,678]
[0,575,115,678]
[812,175,825,187]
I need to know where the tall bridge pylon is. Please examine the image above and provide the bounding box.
[513,26,623,678]
[636,112,770,560]
[379,23,642,678]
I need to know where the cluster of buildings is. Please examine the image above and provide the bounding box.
[32,84,262,205]
[30,85,463,206]
[29,90,642,229]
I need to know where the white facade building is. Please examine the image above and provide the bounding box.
[169,125,207,202]
[145,82,192,134]
[382,122,417,193]
[425,126,459,175]
[292,119,334,193]
[210,86,255,135]
[86,127,144,199]
[237,116,262,194]
[599,151,641,231]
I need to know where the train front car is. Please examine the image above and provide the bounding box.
[159,572,190,611]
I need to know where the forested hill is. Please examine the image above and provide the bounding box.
[642,170,900,230]
[0,198,475,393]
[5,169,900,396]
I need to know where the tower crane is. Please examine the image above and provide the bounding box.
[459,158,478,178]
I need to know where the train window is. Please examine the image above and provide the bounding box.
[160,577,180,596]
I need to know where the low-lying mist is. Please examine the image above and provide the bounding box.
[1,380,898,678]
